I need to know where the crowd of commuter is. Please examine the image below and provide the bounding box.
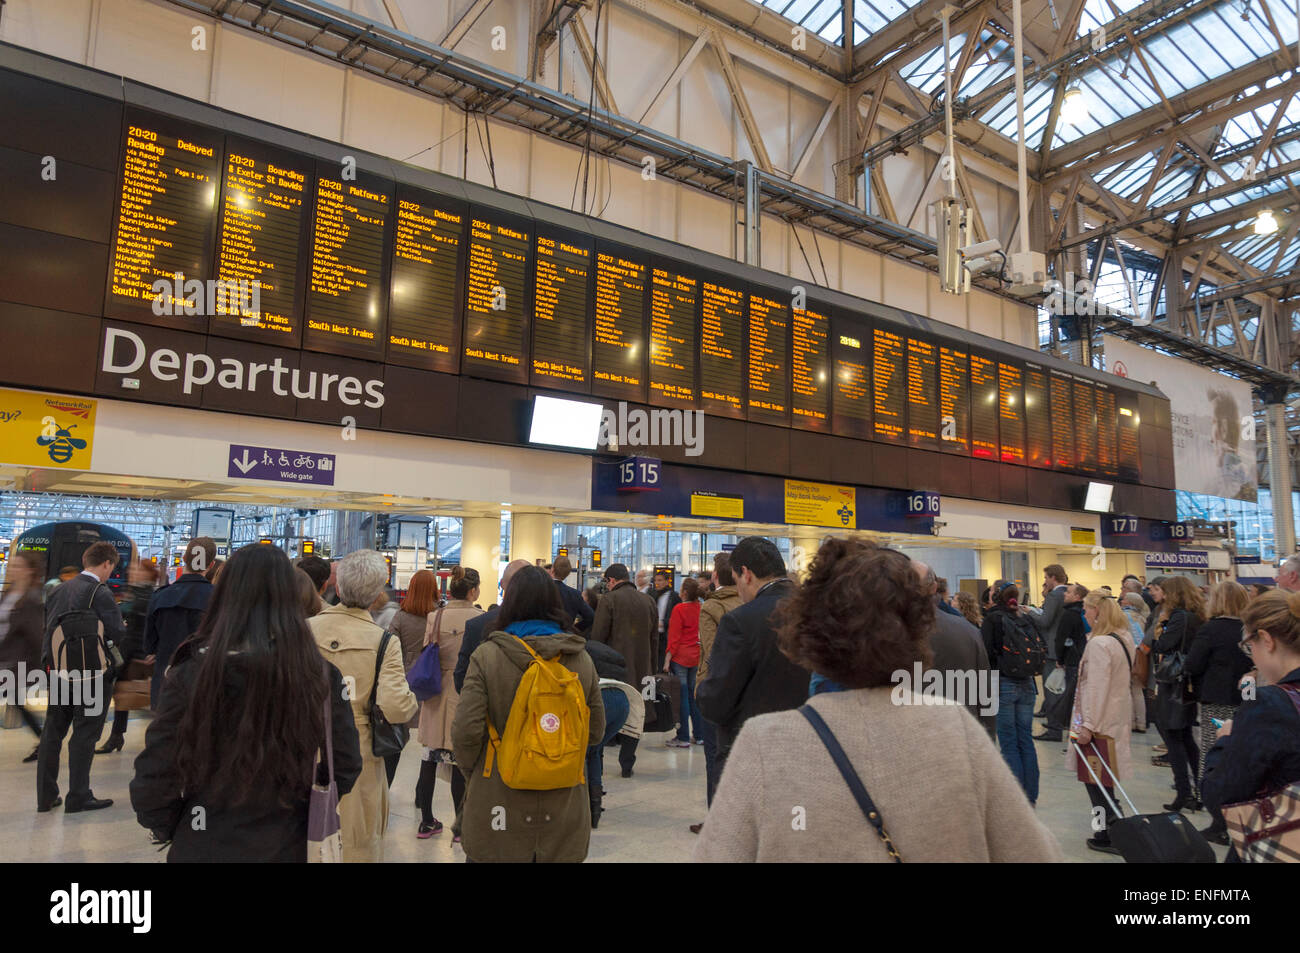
[2,533,1298,864]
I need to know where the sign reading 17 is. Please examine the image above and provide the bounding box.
[617,456,661,491]
[1109,517,1138,534]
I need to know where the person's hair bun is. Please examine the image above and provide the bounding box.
[451,565,465,582]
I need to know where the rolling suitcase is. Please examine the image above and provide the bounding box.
[1073,741,1215,864]
[645,673,678,733]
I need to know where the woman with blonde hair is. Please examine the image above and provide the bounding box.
[1151,575,1206,813]
[952,590,981,628]
[1067,591,1134,854]
[1185,580,1253,844]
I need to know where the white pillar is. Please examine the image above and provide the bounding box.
[1267,399,1296,558]
[509,511,554,567]
[461,515,502,608]
[791,534,824,578]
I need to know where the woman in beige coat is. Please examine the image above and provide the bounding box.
[1067,590,1134,857]
[309,550,418,863]
[415,565,483,839]
[695,539,1062,863]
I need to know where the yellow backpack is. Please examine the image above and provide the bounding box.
[483,637,591,790]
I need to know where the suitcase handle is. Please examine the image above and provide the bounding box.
[1072,741,1139,816]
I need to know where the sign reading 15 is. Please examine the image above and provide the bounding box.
[617,456,661,491]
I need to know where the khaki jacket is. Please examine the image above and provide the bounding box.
[697,585,741,683]
[310,604,418,863]
[452,629,604,863]
[418,600,483,752]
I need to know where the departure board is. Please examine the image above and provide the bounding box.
[1072,377,1099,472]
[531,231,591,390]
[970,354,999,459]
[1024,362,1053,469]
[1049,369,1075,469]
[648,266,698,407]
[832,322,872,439]
[107,111,222,325]
[1118,395,1141,480]
[1095,383,1119,477]
[700,279,746,418]
[747,293,790,424]
[210,141,309,344]
[791,306,830,431]
[304,171,390,360]
[592,249,647,401]
[463,214,530,383]
[998,362,1025,463]
[872,326,906,442]
[387,188,464,373]
[904,337,938,448]
[938,344,970,454]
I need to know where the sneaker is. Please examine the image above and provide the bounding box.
[692,738,704,745]
[1086,837,1121,856]
[666,739,691,748]
[417,820,443,839]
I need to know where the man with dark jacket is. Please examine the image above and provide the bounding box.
[913,560,996,736]
[696,537,806,785]
[37,541,126,814]
[453,558,530,694]
[651,571,681,669]
[1029,564,1069,716]
[552,556,594,633]
[589,563,658,777]
[143,537,217,708]
[1036,582,1089,742]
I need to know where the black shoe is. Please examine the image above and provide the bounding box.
[37,796,62,813]
[1164,796,1191,813]
[22,746,39,764]
[64,795,113,814]
[95,735,124,755]
[1187,797,1203,812]
[1199,825,1230,846]
[1033,731,1062,742]
[1151,755,1170,767]
[590,807,602,830]
[689,822,703,835]
[620,768,633,779]
[1086,837,1121,855]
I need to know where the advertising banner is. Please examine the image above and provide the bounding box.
[784,479,856,528]
[0,388,96,470]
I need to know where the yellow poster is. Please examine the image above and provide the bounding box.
[691,492,744,520]
[1070,526,1097,546]
[784,479,856,529]
[0,388,97,470]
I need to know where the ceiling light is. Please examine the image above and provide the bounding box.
[1059,86,1089,126]
[1254,209,1279,235]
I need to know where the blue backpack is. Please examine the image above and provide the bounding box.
[406,607,444,701]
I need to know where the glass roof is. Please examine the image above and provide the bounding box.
[748,0,933,46]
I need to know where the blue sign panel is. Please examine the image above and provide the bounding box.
[615,456,661,492]
[228,444,336,485]
[1145,550,1209,570]
[1007,520,1039,540]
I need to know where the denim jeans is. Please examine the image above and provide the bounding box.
[587,687,631,805]
[996,675,1040,804]
[670,661,703,742]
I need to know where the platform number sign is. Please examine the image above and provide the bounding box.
[905,490,941,518]
[1108,516,1139,537]
[1151,521,1195,542]
[617,456,661,492]
[557,546,568,559]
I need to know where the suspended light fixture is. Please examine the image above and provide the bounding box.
[1059,85,1089,126]
[1255,209,1280,235]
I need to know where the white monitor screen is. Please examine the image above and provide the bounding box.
[193,507,234,541]
[1083,482,1113,513]
[528,395,603,451]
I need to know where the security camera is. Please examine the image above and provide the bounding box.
[930,520,948,536]
[964,256,1001,275]
[960,239,1002,259]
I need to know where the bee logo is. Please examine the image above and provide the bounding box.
[37,422,87,464]
[837,503,853,526]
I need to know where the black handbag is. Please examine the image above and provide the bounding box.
[369,629,410,758]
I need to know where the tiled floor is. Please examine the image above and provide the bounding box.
[0,714,1229,862]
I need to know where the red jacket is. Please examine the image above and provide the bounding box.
[666,601,701,667]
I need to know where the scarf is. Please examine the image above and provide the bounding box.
[504,619,564,637]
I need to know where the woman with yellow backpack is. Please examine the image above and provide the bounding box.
[451,566,605,862]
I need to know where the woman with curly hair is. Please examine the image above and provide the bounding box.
[694,538,1062,863]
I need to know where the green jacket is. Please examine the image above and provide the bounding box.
[451,629,605,863]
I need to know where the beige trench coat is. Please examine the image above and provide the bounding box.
[417,599,483,751]
[310,604,419,863]
[1065,630,1134,782]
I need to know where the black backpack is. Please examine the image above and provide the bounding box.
[996,610,1046,679]
[49,583,118,679]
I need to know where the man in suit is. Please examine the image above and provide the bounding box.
[696,537,807,786]
[551,555,593,634]
[1028,564,1069,717]
[37,541,126,814]
[912,560,996,736]
[590,563,658,776]
[453,558,530,694]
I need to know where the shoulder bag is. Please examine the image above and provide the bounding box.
[308,693,342,863]
[1222,684,1300,863]
[799,705,902,862]
[369,629,411,757]
[406,607,445,701]
[1153,612,1191,688]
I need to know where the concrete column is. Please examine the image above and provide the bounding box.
[977,546,1002,585]
[461,515,502,607]
[509,511,554,567]
[791,534,824,577]
[1266,399,1296,558]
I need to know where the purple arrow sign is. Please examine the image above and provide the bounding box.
[227,444,336,486]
